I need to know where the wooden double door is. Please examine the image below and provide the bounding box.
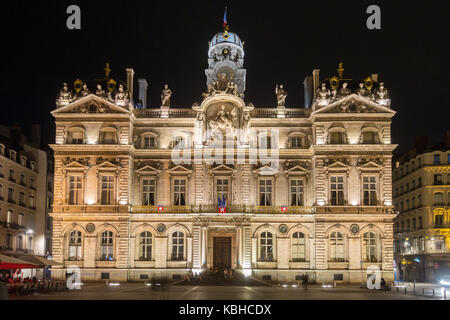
[213,237,232,270]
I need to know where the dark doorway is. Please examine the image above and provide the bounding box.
[213,237,231,270]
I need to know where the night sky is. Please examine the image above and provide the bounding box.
[1,0,449,153]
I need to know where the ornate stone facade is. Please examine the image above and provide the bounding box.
[49,26,397,283]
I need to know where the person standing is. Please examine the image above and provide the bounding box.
[302,274,309,291]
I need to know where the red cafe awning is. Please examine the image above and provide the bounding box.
[0,253,39,269]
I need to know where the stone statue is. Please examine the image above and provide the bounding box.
[338,82,351,97]
[275,84,287,106]
[161,84,172,107]
[316,83,330,107]
[80,83,90,96]
[243,112,251,128]
[114,84,129,106]
[356,83,369,97]
[375,82,391,107]
[56,83,73,106]
[95,84,107,98]
[194,112,205,146]
[227,81,239,96]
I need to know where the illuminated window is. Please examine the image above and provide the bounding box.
[100,231,114,261]
[259,179,272,206]
[69,230,82,260]
[330,132,345,144]
[173,179,186,206]
[142,179,155,206]
[363,232,378,262]
[330,176,344,205]
[216,178,229,205]
[434,192,443,206]
[329,232,345,262]
[260,231,274,262]
[418,216,423,229]
[290,136,303,148]
[68,175,82,205]
[362,131,379,144]
[292,232,306,262]
[139,231,152,261]
[363,176,377,206]
[171,231,184,261]
[434,154,440,164]
[434,213,444,227]
[18,213,24,226]
[434,174,443,185]
[290,179,304,206]
[101,175,115,205]
[143,136,156,148]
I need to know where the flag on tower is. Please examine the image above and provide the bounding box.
[223,7,228,28]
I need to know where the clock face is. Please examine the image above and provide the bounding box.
[279,224,288,234]
[222,48,230,56]
[350,224,360,234]
[157,224,166,233]
[217,66,235,81]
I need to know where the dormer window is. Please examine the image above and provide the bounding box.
[68,128,85,144]
[362,131,379,144]
[20,155,27,166]
[172,136,185,148]
[330,132,345,144]
[99,127,117,144]
[30,161,36,171]
[290,136,303,148]
[143,136,156,148]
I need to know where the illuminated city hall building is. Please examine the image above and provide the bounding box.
[49,24,397,283]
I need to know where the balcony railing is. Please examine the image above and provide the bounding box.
[131,205,313,214]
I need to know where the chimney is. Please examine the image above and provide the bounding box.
[31,124,41,148]
[312,69,320,99]
[126,68,135,103]
[138,78,148,109]
[446,130,450,147]
[371,74,379,83]
[303,75,313,108]
[414,136,428,152]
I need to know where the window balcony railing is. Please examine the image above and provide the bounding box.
[131,204,314,214]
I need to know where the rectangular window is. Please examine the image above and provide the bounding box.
[71,131,84,144]
[101,175,114,205]
[18,213,24,226]
[142,179,155,206]
[8,188,14,203]
[102,131,116,144]
[216,178,229,205]
[19,192,25,206]
[435,214,444,227]
[30,178,35,189]
[259,179,272,206]
[363,176,377,206]
[290,179,304,206]
[330,132,344,144]
[7,210,12,224]
[330,176,344,205]
[362,132,377,144]
[9,169,14,182]
[434,174,443,185]
[20,174,26,186]
[0,184,3,200]
[418,216,423,229]
[173,179,186,206]
[29,195,35,208]
[434,193,443,206]
[434,154,440,164]
[418,194,422,207]
[290,137,303,148]
[68,175,82,205]
[418,177,422,187]
[144,137,156,148]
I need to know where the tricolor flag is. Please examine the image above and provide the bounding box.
[218,194,227,213]
[223,7,228,28]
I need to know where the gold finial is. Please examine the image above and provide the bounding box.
[104,63,111,78]
[337,62,344,79]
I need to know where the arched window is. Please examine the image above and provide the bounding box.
[69,230,82,261]
[292,232,306,262]
[171,231,184,261]
[67,127,85,144]
[139,231,152,261]
[99,127,117,144]
[329,232,345,262]
[329,131,345,144]
[17,235,23,250]
[363,232,378,262]
[100,231,114,261]
[27,236,33,251]
[260,231,274,262]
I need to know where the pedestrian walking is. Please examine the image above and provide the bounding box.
[302,274,309,291]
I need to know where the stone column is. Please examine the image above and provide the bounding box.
[201,227,208,267]
[237,227,242,268]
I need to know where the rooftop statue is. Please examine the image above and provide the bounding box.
[338,82,351,97]
[356,83,369,98]
[56,83,74,107]
[275,84,287,106]
[375,82,391,107]
[80,83,90,97]
[161,84,172,107]
[95,84,107,98]
[114,84,129,106]
[316,83,330,107]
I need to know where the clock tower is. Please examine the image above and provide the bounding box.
[205,24,246,93]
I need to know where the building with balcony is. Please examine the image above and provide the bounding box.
[0,125,51,260]
[49,23,397,283]
[393,134,450,282]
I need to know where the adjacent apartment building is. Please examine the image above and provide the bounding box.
[393,133,450,282]
[0,125,51,258]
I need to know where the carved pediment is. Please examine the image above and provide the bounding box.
[96,157,121,166]
[357,158,384,172]
[324,158,351,173]
[62,157,90,167]
[284,160,311,172]
[312,94,395,115]
[95,160,121,169]
[52,95,131,115]
[168,161,192,174]
[209,163,236,174]
[136,161,162,175]
[253,162,279,175]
